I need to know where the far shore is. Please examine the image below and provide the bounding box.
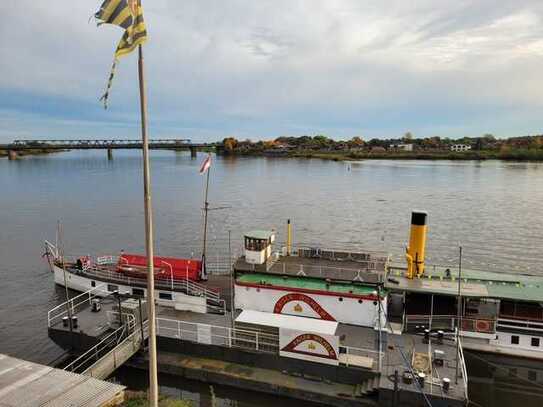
[0,149,64,158]
[226,149,543,162]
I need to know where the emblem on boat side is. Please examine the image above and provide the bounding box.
[281,333,337,360]
[274,292,336,321]
[294,303,303,312]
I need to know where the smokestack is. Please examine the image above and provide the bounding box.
[406,211,428,279]
[287,219,292,256]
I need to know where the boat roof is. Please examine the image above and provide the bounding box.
[237,273,381,297]
[244,230,274,240]
[236,309,338,335]
[387,264,543,302]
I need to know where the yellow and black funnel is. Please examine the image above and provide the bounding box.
[406,211,428,279]
[286,219,292,256]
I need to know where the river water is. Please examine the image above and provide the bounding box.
[1,151,542,406]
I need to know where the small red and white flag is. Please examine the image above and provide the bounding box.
[199,154,212,174]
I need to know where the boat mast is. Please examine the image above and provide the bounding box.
[455,246,463,384]
[201,164,211,279]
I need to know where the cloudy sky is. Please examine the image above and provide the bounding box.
[1,0,542,142]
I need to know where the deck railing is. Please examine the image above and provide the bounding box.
[496,317,543,333]
[63,314,140,374]
[283,245,389,269]
[77,265,222,304]
[458,337,469,401]
[48,283,107,327]
[155,317,381,371]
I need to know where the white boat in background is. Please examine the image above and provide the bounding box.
[43,240,226,314]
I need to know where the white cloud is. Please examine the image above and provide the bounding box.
[1,0,543,141]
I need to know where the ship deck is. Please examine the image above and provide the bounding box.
[49,299,467,404]
[235,252,387,284]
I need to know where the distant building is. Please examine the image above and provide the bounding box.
[450,144,472,152]
[389,143,413,151]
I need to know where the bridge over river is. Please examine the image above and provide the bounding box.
[0,139,221,160]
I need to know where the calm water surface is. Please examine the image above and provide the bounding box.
[1,151,542,406]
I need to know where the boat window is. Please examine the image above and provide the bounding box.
[132,288,145,297]
[245,237,268,251]
[511,335,519,345]
[531,337,540,347]
[529,371,537,381]
[159,292,173,300]
[91,281,96,288]
[107,284,119,292]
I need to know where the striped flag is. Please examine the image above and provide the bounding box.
[95,0,148,108]
[199,154,212,174]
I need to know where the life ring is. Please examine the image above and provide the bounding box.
[476,319,491,333]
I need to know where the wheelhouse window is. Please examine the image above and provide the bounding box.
[531,337,540,347]
[245,237,269,251]
[159,292,173,300]
[107,284,119,292]
[91,281,96,288]
[511,335,519,345]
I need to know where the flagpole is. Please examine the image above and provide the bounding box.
[136,2,158,403]
[201,163,211,279]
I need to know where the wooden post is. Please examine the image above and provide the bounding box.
[190,146,197,158]
[137,16,158,405]
[107,148,113,160]
[8,150,17,160]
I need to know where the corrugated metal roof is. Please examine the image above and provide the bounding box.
[0,354,125,407]
[236,309,338,334]
[237,273,378,296]
[244,230,274,240]
[387,264,543,302]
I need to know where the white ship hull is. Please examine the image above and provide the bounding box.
[53,264,208,313]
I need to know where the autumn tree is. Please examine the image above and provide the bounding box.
[223,137,238,152]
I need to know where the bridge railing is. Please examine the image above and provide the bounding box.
[12,139,193,146]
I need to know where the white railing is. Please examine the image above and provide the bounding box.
[458,338,469,401]
[155,317,381,371]
[273,261,383,281]
[48,283,107,327]
[156,318,279,353]
[77,265,222,304]
[497,317,543,333]
[63,315,138,373]
[44,240,59,259]
[285,245,389,266]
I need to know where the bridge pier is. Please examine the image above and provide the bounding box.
[7,150,18,160]
[107,148,113,160]
[190,147,197,159]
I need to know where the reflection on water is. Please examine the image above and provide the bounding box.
[466,352,543,407]
[1,151,543,406]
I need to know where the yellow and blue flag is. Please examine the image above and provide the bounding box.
[95,0,148,108]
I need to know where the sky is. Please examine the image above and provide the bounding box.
[1,0,543,143]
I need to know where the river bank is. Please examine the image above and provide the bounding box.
[0,148,64,158]
[227,148,543,162]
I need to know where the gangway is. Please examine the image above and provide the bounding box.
[63,312,149,380]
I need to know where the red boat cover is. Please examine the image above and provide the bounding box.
[118,253,202,281]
